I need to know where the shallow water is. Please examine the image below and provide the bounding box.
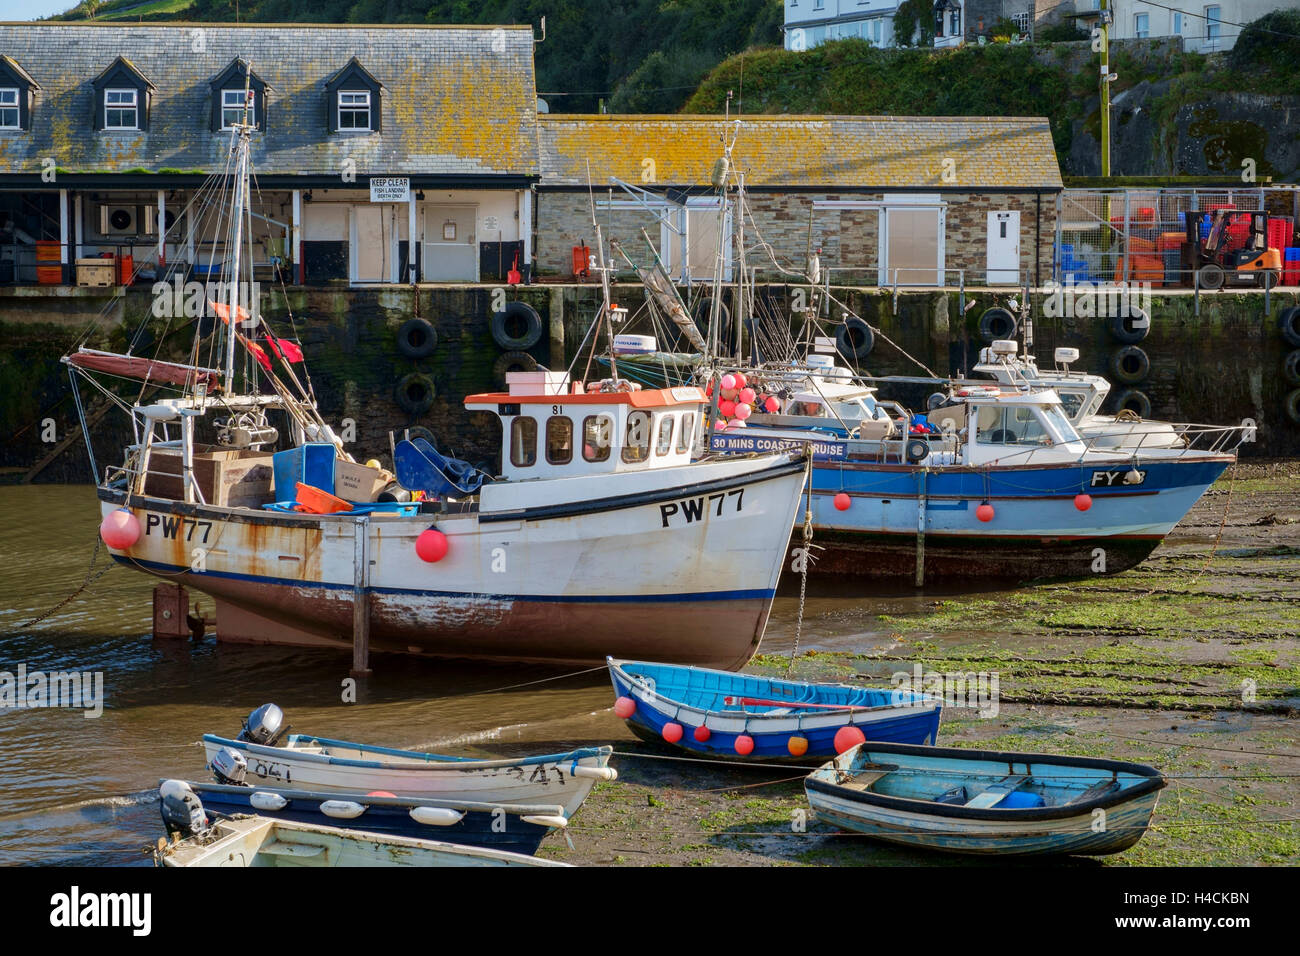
[0,484,931,866]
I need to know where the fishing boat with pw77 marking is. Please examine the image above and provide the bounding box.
[804,741,1166,856]
[608,658,941,760]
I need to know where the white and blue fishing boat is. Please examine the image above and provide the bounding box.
[201,704,616,817]
[804,741,1166,856]
[607,658,941,760]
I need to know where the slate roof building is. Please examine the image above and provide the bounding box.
[536,114,1064,288]
[0,22,540,284]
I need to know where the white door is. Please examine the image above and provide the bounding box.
[986,211,1020,285]
[880,205,944,286]
[351,204,405,283]
[422,204,478,282]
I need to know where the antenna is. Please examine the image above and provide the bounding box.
[534,16,547,43]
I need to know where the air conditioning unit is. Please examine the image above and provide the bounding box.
[100,204,138,236]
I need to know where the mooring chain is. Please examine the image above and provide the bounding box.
[17,535,113,630]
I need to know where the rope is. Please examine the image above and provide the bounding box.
[788,449,816,675]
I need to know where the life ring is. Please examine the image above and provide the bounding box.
[1280,307,1300,348]
[395,373,436,416]
[1108,345,1150,385]
[1107,307,1150,344]
[490,301,543,351]
[397,317,437,359]
[1113,388,1152,419]
[978,307,1017,343]
[1284,349,1300,387]
[1285,389,1300,425]
[835,317,874,361]
[905,437,929,463]
[493,350,538,387]
[956,385,1000,399]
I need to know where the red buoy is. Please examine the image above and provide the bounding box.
[99,508,141,550]
[787,735,809,757]
[366,791,397,798]
[614,696,636,719]
[734,734,755,756]
[976,502,995,523]
[662,722,684,743]
[415,528,449,562]
[834,725,866,754]
[693,725,711,743]
[1074,493,1093,512]
[833,492,852,511]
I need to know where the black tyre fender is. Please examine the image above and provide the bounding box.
[1280,306,1300,348]
[905,437,930,463]
[1114,388,1152,419]
[1108,345,1150,385]
[493,350,538,387]
[978,307,1018,343]
[1285,389,1300,425]
[404,425,436,445]
[397,317,437,359]
[1107,307,1150,344]
[395,373,436,416]
[490,301,543,351]
[1284,349,1300,387]
[835,317,875,361]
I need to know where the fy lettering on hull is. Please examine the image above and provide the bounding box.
[1090,469,1147,488]
[659,489,744,528]
[143,513,213,543]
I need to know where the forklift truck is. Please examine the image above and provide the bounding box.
[1183,210,1282,290]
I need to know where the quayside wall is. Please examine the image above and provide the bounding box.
[2,283,1297,481]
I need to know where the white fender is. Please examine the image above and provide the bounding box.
[409,806,464,826]
[572,765,618,781]
[249,791,288,811]
[521,814,568,829]
[319,800,365,819]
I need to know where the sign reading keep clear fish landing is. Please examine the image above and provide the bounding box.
[369,177,410,203]
[710,433,847,460]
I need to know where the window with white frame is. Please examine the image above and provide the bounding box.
[222,88,253,128]
[105,89,138,130]
[1012,12,1030,33]
[0,88,18,130]
[1206,5,1221,41]
[1134,12,1149,37]
[338,90,371,130]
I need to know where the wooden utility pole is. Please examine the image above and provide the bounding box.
[1099,0,1114,177]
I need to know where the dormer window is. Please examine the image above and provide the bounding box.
[0,56,38,132]
[209,59,269,132]
[93,57,154,132]
[0,89,18,129]
[222,89,251,128]
[325,57,383,133]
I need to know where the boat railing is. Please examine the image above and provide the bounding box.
[1078,421,1249,456]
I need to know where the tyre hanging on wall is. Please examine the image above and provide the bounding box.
[1108,345,1150,385]
[1107,307,1151,344]
[1284,350,1300,387]
[493,350,538,387]
[978,307,1017,343]
[1285,389,1300,425]
[1113,388,1152,419]
[490,301,543,351]
[1280,306,1300,348]
[835,317,874,362]
[395,373,436,416]
[404,425,436,445]
[396,317,438,359]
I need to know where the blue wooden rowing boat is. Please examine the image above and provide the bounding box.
[608,658,941,760]
[185,781,564,856]
[804,741,1166,856]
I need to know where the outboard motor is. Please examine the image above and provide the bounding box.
[159,780,208,838]
[237,703,286,745]
[209,746,248,786]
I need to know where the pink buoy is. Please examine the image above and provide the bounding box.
[99,508,141,550]
[834,725,866,754]
[662,722,684,744]
[713,419,728,430]
[1074,493,1093,512]
[693,725,711,743]
[738,387,756,405]
[720,374,737,391]
[733,372,747,389]
[764,396,780,413]
[614,696,636,719]
[718,399,737,417]
[976,502,995,523]
[416,528,449,562]
[366,791,397,798]
[833,492,851,511]
[734,734,755,756]
[734,403,752,420]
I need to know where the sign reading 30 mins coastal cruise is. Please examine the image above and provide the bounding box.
[369,177,410,203]
[709,433,847,460]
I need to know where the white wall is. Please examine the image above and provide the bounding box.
[785,0,901,49]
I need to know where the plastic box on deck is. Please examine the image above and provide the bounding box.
[1284,248,1300,287]
[272,443,336,501]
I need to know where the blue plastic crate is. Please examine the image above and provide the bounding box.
[272,443,336,499]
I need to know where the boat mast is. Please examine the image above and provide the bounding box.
[223,64,255,391]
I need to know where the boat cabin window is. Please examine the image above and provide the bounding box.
[975,406,1053,446]
[622,410,651,463]
[655,415,674,457]
[510,416,538,467]
[791,401,824,417]
[1057,391,1087,420]
[545,415,573,465]
[676,413,695,453]
[583,415,612,462]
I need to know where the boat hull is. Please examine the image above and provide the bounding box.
[100,453,807,668]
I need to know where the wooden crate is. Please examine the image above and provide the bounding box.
[334,458,389,502]
[76,258,115,287]
[143,446,275,508]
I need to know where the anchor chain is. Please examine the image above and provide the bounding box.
[17,534,113,630]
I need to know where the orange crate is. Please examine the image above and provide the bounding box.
[1129,237,1156,253]
[36,264,62,284]
[35,240,61,262]
[294,481,352,514]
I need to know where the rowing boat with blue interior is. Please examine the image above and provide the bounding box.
[804,741,1166,856]
[608,657,941,760]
